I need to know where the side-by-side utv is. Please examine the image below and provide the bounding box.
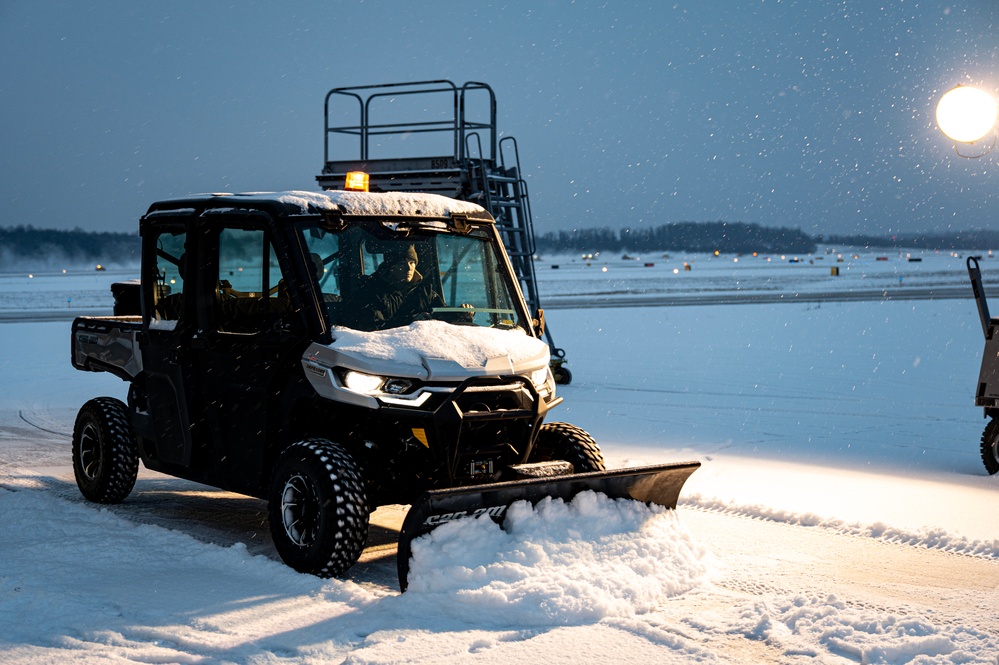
[70,182,699,589]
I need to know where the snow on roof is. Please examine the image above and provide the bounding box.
[158,190,488,221]
[267,190,487,218]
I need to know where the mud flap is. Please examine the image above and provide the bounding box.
[396,461,701,592]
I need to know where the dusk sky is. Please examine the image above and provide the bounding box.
[2,1,998,238]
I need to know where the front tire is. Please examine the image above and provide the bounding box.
[530,421,605,472]
[268,439,369,577]
[982,418,999,475]
[72,397,139,503]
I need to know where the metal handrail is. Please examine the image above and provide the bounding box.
[323,80,496,163]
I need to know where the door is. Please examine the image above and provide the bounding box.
[195,223,310,495]
[137,224,198,468]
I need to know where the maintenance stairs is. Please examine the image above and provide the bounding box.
[316,81,569,381]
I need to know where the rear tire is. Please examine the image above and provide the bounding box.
[552,365,573,385]
[530,421,605,472]
[72,397,139,503]
[982,418,999,475]
[268,439,369,577]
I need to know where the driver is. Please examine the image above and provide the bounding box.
[342,245,447,331]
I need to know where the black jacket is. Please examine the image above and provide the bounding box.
[341,269,443,331]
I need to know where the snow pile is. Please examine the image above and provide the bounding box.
[331,320,547,368]
[404,491,712,625]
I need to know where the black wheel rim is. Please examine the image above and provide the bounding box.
[280,473,319,547]
[78,422,102,482]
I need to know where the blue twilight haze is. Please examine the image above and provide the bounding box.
[1,1,997,237]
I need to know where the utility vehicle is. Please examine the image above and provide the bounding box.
[71,182,699,588]
[966,256,999,474]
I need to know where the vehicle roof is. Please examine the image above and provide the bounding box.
[144,189,493,222]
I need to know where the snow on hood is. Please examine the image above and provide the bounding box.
[273,190,487,217]
[327,320,549,379]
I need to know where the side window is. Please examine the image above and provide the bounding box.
[216,227,290,333]
[152,229,187,327]
[360,242,380,277]
[302,227,342,302]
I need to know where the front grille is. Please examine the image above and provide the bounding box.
[454,385,533,415]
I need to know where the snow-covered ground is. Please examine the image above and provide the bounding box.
[0,248,997,664]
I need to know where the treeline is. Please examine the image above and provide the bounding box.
[536,222,999,255]
[823,230,999,251]
[0,225,139,270]
[536,222,817,255]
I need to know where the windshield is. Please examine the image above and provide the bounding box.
[299,222,527,334]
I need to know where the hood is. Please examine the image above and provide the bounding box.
[306,320,550,381]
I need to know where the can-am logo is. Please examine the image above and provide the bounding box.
[423,504,507,526]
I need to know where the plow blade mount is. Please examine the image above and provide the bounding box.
[396,461,701,592]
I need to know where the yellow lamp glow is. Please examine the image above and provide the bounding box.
[344,171,370,192]
[936,85,998,143]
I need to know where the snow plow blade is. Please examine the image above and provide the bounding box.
[396,461,701,591]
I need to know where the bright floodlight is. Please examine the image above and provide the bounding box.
[936,85,998,143]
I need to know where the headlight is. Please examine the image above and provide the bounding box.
[342,370,385,394]
[341,370,414,396]
[530,366,551,389]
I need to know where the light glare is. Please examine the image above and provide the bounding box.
[344,171,370,192]
[936,86,998,143]
[343,370,383,394]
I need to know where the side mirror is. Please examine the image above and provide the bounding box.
[533,308,546,338]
